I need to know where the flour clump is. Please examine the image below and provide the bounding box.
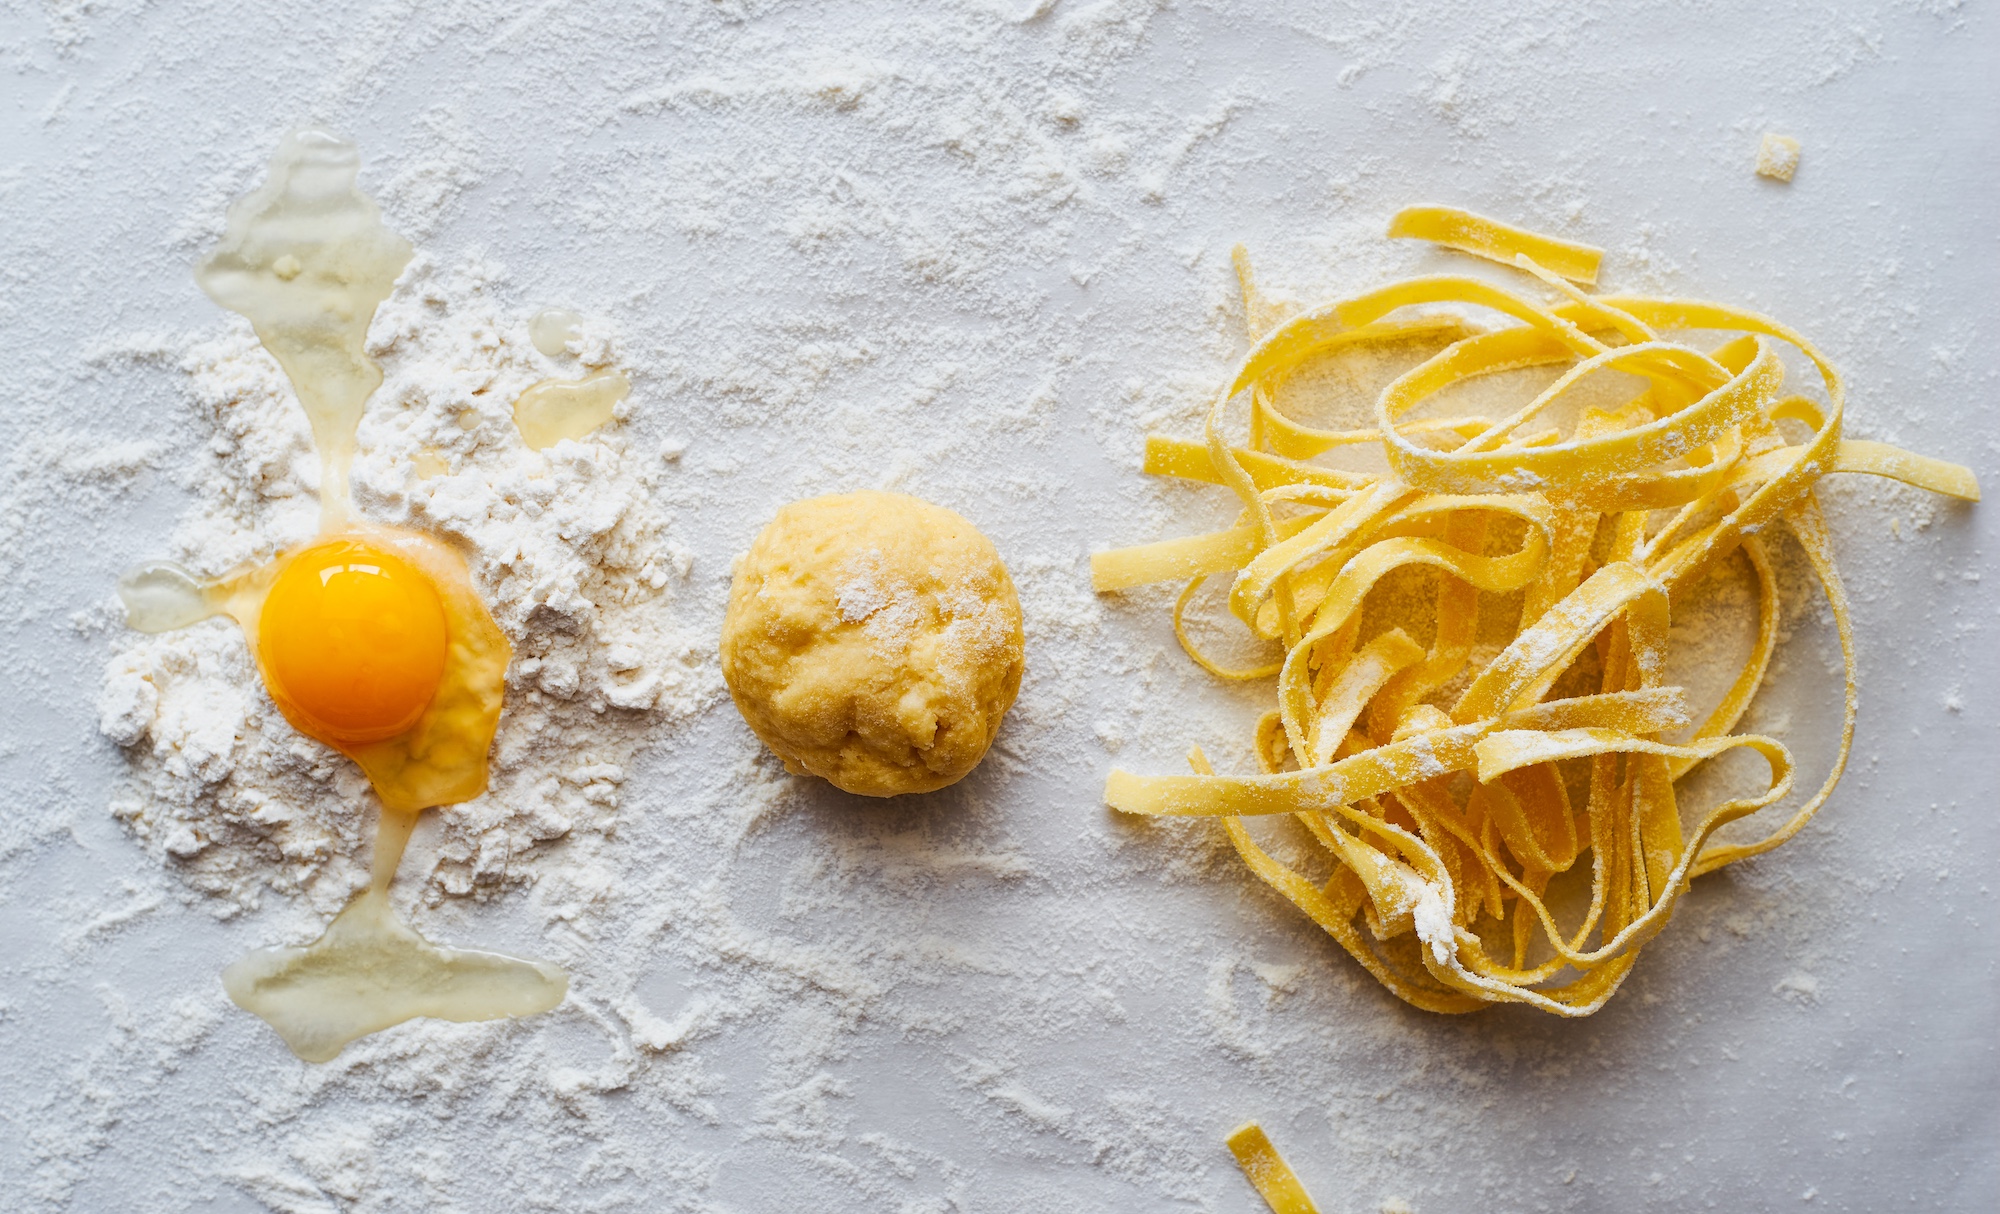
[720,490,1024,797]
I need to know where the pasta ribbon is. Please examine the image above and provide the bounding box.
[1388,204,1604,284]
[1094,206,1978,1017]
[1225,1123,1322,1214]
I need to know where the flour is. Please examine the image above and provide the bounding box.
[96,253,714,915]
[835,550,891,623]
[6,1,1994,1212]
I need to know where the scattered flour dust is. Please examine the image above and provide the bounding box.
[10,1,1985,1212]
[95,253,714,918]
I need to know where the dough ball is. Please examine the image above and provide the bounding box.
[720,491,1025,798]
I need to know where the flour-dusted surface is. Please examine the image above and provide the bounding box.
[2,3,1995,1213]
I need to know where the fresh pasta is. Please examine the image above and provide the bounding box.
[1093,206,1979,1017]
[1225,1123,1322,1214]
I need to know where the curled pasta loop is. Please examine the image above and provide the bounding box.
[1093,207,1979,1015]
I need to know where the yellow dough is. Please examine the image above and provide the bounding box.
[720,491,1025,797]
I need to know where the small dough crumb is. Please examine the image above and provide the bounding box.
[719,491,1024,797]
[1757,133,1802,182]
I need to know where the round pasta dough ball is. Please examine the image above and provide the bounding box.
[720,491,1025,797]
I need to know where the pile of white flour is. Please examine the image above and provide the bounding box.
[95,255,712,916]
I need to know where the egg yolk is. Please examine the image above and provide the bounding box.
[259,538,450,745]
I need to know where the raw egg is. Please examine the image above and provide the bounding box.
[242,527,511,814]
[119,128,567,1063]
[260,539,449,744]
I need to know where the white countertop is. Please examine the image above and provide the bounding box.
[1,2,1994,1210]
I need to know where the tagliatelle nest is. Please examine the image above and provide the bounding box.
[1094,206,1979,1017]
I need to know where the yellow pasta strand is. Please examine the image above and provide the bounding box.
[1095,207,1979,1019]
[1225,1123,1323,1214]
[1388,204,1605,284]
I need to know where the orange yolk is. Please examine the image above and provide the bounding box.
[258,538,450,745]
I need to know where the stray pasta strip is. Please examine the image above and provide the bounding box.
[1094,206,1979,1017]
[1226,1123,1322,1214]
[1758,134,1802,182]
